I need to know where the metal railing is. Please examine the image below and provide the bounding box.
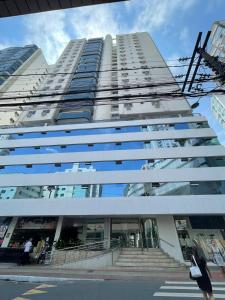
[159,238,175,248]
[51,238,121,266]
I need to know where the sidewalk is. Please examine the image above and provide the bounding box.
[0,264,224,282]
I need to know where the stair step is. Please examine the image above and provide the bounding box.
[117,258,175,263]
[119,254,169,258]
[115,262,180,267]
[105,266,186,272]
[114,248,183,271]
[121,248,161,252]
[121,252,166,256]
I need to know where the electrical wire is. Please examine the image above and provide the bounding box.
[0,63,203,78]
[0,74,220,97]
[0,88,224,110]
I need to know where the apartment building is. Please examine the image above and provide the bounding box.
[209,21,225,130]
[0,33,224,263]
[0,45,48,126]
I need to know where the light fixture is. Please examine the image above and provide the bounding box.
[191,102,200,109]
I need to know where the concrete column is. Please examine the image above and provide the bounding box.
[53,216,63,244]
[1,217,18,248]
[104,218,111,249]
[156,215,184,263]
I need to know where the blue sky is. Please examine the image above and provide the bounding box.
[0,0,225,144]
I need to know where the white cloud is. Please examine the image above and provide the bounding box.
[69,5,122,39]
[0,42,12,50]
[180,27,189,44]
[23,11,70,64]
[18,0,197,66]
[126,0,196,33]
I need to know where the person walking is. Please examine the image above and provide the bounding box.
[211,240,225,278]
[190,246,215,300]
[22,238,33,265]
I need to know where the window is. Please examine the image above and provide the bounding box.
[1,190,6,193]
[81,185,88,189]
[124,103,133,110]
[26,111,36,118]
[42,86,49,91]
[58,79,64,83]
[122,73,128,77]
[144,77,151,81]
[55,85,62,90]
[41,110,50,116]
[60,194,64,197]
[46,80,53,84]
[111,113,119,119]
[112,105,118,111]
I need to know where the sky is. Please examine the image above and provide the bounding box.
[0,0,225,147]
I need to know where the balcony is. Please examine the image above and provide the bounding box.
[63,92,95,101]
[73,72,98,80]
[57,111,92,124]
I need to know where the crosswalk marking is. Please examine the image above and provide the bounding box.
[154,292,225,298]
[35,284,56,289]
[161,286,225,291]
[13,298,30,300]
[166,281,225,285]
[23,289,47,296]
[154,281,225,298]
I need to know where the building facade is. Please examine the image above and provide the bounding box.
[0,45,48,126]
[0,33,225,263]
[209,21,225,130]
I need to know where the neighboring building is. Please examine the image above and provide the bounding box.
[0,45,48,126]
[0,186,42,200]
[42,163,101,199]
[211,95,225,129]
[209,21,225,129]
[0,0,126,18]
[209,21,225,61]
[0,33,225,263]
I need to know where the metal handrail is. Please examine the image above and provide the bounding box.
[159,237,175,248]
[51,238,121,265]
[57,240,109,251]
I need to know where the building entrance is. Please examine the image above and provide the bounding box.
[111,218,158,248]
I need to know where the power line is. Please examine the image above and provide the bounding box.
[0,75,221,103]
[0,63,202,78]
[0,73,219,98]
[0,87,224,109]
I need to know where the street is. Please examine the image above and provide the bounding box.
[1,279,225,300]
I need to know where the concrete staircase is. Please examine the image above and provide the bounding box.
[113,247,185,272]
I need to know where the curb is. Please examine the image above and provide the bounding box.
[0,275,105,283]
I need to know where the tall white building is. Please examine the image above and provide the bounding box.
[209,21,225,130]
[0,33,225,263]
[0,45,48,126]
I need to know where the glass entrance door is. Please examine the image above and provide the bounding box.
[111,218,159,248]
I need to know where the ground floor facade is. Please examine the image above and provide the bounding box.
[1,215,225,263]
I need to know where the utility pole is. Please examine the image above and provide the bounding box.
[182,31,225,93]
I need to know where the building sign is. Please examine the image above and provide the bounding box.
[17,217,57,230]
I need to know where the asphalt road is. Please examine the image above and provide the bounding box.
[1,279,225,300]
